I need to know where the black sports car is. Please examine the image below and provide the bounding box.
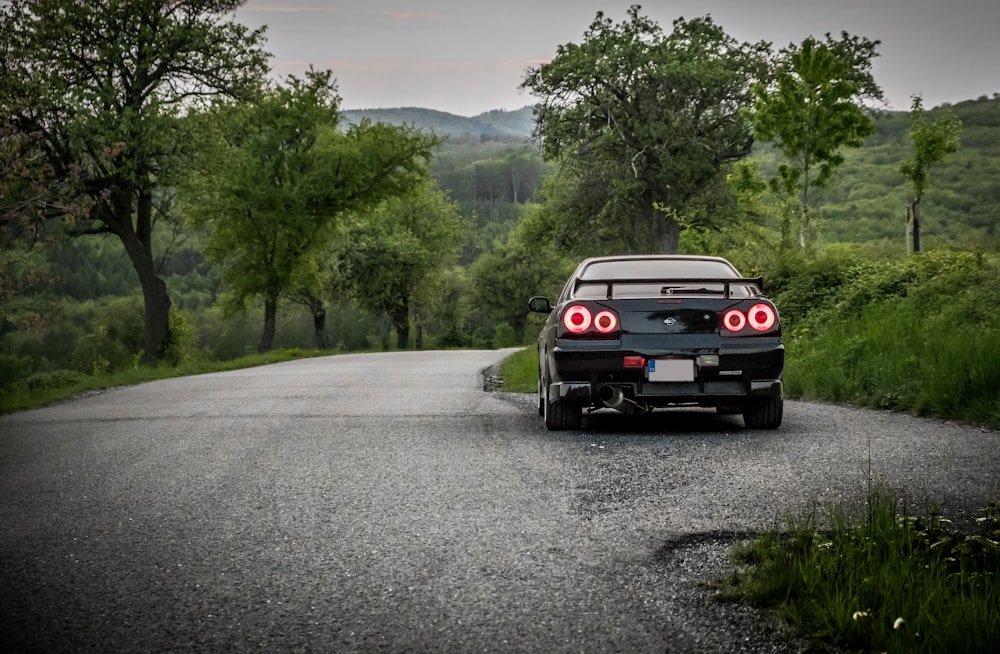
[528,255,784,430]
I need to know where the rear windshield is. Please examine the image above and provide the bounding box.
[574,259,754,299]
[579,259,739,280]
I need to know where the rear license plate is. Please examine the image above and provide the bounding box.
[648,359,694,382]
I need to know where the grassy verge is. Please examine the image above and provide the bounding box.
[722,487,1000,653]
[495,346,537,393]
[0,348,329,414]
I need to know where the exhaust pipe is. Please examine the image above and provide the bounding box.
[598,384,627,410]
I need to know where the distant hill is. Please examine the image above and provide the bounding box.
[803,94,1000,245]
[340,106,536,139]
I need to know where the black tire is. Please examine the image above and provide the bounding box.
[743,394,783,429]
[537,377,545,417]
[542,370,582,430]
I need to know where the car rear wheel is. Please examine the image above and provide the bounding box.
[542,370,582,431]
[743,395,783,429]
[537,377,545,417]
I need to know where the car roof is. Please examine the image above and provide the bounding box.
[575,254,734,267]
[573,255,740,278]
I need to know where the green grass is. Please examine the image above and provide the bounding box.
[0,348,329,414]
[784,299,1000,429]
[723,487,1000,653]
[496,346,537,393]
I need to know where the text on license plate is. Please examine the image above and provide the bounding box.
[648,359,694,382]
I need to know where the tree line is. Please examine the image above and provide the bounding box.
[1,1,978,387]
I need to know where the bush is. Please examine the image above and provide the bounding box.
[0,353,34,390]
[781,248,1000,428]
[726,488,1000,654]
[70,296,145,374]
[493,323,518,348]
[22,369,85,391]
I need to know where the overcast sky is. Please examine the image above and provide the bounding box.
[236,0,999,116]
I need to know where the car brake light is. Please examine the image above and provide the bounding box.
[562,305,592,333]
[748,303,776,331]
[623,356,645,368]
[722,309,746,332]
[723,304,777,333]
[594,310,618,333]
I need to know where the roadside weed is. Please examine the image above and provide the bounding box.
[724,490,1000,653]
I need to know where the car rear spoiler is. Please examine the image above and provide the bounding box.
[574,277,765,299]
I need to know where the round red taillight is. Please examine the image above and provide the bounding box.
[593,310,618,333]
[562,305,592,333]
[748,303,776,331]
[723,309,746,332]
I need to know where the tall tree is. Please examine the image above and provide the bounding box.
[185,69,438,352]
[469,205,573,341]
[339,180,467,349]
[900,95,962,253]
[748,31,883,247]
[0,0,268,363]
[521,6,771,254]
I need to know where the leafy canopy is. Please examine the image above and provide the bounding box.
[338,180,468,348]
[749,32,883,206]
[0,0,270,361]
[184,68,439,350]
[900,95,962,202]
[521,5,771,253]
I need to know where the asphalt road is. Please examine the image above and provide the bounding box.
[2,349,998,653]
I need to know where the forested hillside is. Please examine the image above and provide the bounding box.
[775,95,1000,246]
[340,106,535,139]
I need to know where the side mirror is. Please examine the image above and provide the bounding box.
[527,296,553,313]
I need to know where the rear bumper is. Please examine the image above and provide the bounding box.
[546,337,783,407]
[548,378,782,405]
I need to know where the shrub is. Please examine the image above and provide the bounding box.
[0,353,34,390]
[493,322,518,348]
[22,369,85,391]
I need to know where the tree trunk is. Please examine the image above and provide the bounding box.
[650,205,680,254]
[414,301,423,350]
[376,312,390,350]
[308,295,328,349]
[259,294,277,352]
[392,300,410,349]
[911,200,922,253]
[114,188,172,364]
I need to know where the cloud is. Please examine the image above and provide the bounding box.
[379,11,440,21]
[275,58,540,74]
[241,3,339,13]
[242,4,441,20]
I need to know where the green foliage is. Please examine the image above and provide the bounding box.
[432,144,548,207]
[496,347,538,394]
[492,323,518,348]
[778,249,1000,428]
[18,369,87,395]
[184,68,440,351]
[900,95,962,201]
[1,0,270,363]
[749,32,882,207]
[0,353,34,390]
[727,488,1000,653]
[469,204,574,341]
[71,296,145,375]
[521,6,771,253]
[337,180,468,348]
[756,95,1000,246]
